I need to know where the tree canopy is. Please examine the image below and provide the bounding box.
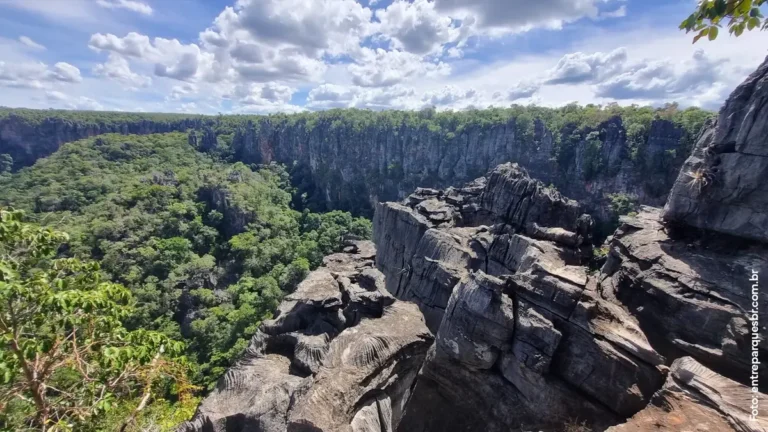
[681,0,767,42]
[0,209,192,431]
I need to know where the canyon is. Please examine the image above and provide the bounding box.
[1,106,706,230]
[178,58,768,431]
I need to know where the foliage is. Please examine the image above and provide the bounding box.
[681,0,767,42]
[607,193,639,216]
[0,133,371,392]
[0,209,191,431]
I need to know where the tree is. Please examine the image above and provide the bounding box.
[681,0,766,43]
[0,209,192,431]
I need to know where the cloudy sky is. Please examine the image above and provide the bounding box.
[0,0,766,114]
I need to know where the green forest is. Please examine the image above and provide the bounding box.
[0,103,713,431]
[0,132,370,430]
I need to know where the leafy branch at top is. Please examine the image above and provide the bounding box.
[681,0,767,43]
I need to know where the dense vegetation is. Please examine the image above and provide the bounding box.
[0,102,714,429]
[0,210,192,431]
[0,132,370,430]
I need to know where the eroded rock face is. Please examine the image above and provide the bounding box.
[178,241,433,432]
[600,207,768,385]
[608,357,768,432]
[182,59,768,432]
[663,57,768,243]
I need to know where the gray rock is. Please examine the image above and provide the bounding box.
[663,56,768,242]
[178,242,433,432]
[599,207,768,384]
[608,357,768,432]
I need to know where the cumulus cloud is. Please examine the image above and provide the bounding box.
[45,93,105,111]
[93,53,152,89]
[90,32,212,82]
[307,84,418,110]
[0,61,81,88]
[546,48,628,85]
[89,32,155,58]
[348,48,450,87]
[374,0,464,55]
[595,50,726,101]
[168,83,198,101]
[503,81,541,101]
[434,0,609,32]
[421,85,479,107]
[232,0,372,56]
[96,0,153,15]
[19,36,45,50]
[51,62,82,83]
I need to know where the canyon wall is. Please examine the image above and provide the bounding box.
[1,109,702,224]
[0,113,205,168]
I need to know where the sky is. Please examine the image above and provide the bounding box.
[0,0,766,114]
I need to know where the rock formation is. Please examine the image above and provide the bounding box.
[178,240,433,432]
[181,58,768,432]
[663,58,768,243]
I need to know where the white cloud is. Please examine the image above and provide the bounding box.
[96,0,153,15]
[503,82,541,101]
[307,84,417,110]
[169,83,198,101]
[45,90,67,102]
[93,53,152,89]
[0,61,81,88]
[18,36,45,51]
[433,0,609,32]
[90,32,213,82]
[595,50,726,101]
[89,32,156,58]
[348,48,450,87]
[546,48,628,85]
[599,5,627,19]
[232,0,372,56]
[374,0,464,55]
[51,62,82,83]
[421,85,480,108]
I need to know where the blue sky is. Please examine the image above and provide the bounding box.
[0,0,766,113]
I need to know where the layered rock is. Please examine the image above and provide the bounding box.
[608,357,767,432]
[599,207,767,385]
[663,57,768,243]
[181,58,768,432]
[376,165,668,431]
[178,241,433,432]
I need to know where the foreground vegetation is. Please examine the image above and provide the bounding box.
[0,132,370,430]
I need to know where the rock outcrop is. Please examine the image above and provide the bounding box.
[181,59,768,432]
[608,357,767,432]
[178,240,433,432]
[663,57,768,243]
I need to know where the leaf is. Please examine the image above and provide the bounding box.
[708,26,719,40]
